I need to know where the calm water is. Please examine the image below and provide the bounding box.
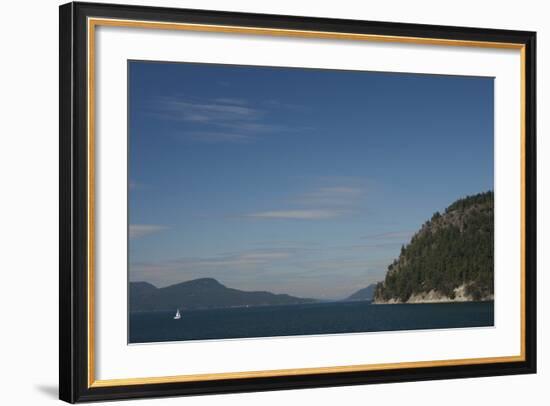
[129,301,494,343]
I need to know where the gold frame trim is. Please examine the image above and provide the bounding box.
[87,17,527,388]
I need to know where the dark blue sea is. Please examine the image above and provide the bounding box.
[129,301,494,344]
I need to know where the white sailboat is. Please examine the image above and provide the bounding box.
[173,309,181,320]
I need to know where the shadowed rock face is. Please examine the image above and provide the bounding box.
[130,278,315,311]
[372,191,494,304]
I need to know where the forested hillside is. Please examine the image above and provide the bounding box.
[373,191,494,303]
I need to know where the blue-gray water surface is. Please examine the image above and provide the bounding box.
[129,301,493,344]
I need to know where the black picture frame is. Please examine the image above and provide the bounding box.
[60,1,537,403]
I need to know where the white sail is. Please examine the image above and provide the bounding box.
[174,309,181,319]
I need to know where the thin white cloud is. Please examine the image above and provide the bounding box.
[178,251,292,268]
[238,252,291,261]
[129,224,168,239]
[246,209,345,220]
[242,183,365,221]
[150,96,306,144]
[131,249,294,278]
[160,98,260,123]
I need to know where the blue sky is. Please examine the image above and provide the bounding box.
[128,61,494,300]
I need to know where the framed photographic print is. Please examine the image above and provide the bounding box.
[59,2,537,403]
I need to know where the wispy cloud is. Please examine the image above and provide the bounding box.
[149,95,309,144]
[246,209,345,220]
[196,250,293,267]
[242,182,365,221]
[152,96,264,144]
[132,248,294,279]
[158,97,261,123]
[129,224,168,239]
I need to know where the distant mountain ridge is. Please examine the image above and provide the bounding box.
[346,283,378,301]
[372,191,494,304]
[130,278,315,311]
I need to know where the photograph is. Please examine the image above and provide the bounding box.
[128,61,495,344]
[56,2,536,402]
